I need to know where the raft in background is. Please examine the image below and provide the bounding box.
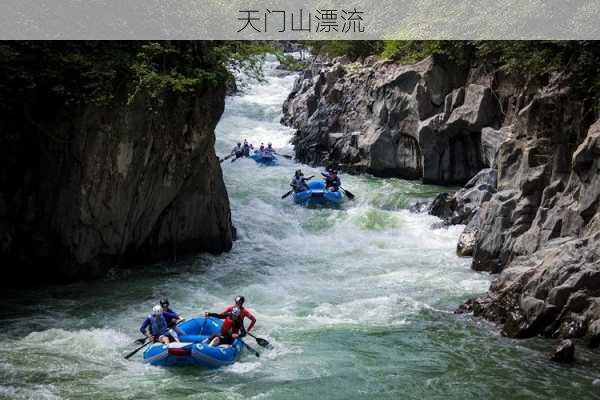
[250,150,278,165]
[293,180,343,207]
[143,317,243,368]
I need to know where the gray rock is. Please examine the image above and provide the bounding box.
[429,168,497,226]
[282,56,507,183]
[550,339,575,363]
[586,319,600,347]
[457,230,477,257]
[481,126,511,168]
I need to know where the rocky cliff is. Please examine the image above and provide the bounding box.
[461,94,600,344]
[285,53,600,347]
[282,56,530,185]
[0,44,234,285]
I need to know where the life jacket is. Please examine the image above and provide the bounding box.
[292,176,307,191]
[150,314,168,336]
[221,317,235,336]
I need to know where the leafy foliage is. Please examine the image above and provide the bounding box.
[304,40,600,108]
[0,41,274,112]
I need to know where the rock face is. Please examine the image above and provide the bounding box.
[469,115,600,341]
[550,339,576,363]
[282,56,522,185]
[0,84,233,284]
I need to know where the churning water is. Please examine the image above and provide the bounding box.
[1,57,600,400]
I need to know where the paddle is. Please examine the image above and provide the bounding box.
[340,187,355,200]
[240,339,260,357]
[248,332,273,349]
[220,154,234,163]
[274,151,293,159]
[124,339,152,360]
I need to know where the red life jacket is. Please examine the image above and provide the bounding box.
[221,317,235,336]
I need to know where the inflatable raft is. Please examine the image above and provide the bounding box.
[293,180,343,207]
[250,150,278,165]
[142,317,243,368]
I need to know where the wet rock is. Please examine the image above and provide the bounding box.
[429,168,497,226]
[586,319,600,348]
[550,339,575,363]
[409,201,430,214]
[457,229,477,257]
[428,192,454,220]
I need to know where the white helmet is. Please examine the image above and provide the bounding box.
[231,306,242,319]
[152,305,162,316]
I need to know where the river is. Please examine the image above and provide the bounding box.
[1,56,599,400]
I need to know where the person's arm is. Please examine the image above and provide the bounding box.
[206,312,227,319]
[170,309,184,322]
[305,176,314,180]
[140,318,151,336]
[245,310,257,333]
[163,310,178,321]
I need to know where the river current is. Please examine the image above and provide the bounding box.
[1,57,599,400]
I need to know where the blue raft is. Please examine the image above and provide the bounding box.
[250,150,278,165]
[293,180,343,207]
[142,317,243,368]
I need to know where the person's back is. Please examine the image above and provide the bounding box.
[232,143,243,158]
[140,305,172,344]
[291,175,308,192]
[265,143,274,156]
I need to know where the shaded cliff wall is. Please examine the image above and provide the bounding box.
[0,42,233,284]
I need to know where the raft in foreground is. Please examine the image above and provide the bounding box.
[143,317,243,368]
[293,180,343,207]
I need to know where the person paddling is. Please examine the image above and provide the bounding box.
[232,142,243,159]
[160,298,185,335]
[242,139,251,157]
[265,143,274,156]
[205,307,242,347]
[140,305,180,344]
[291,169,313,193]
[322,168,341,192]
[205,296,257,345]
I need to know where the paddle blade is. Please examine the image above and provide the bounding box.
[281,190,293,199]
[241,340,260,357]
[342,187,355,200]
[256,337,273,349]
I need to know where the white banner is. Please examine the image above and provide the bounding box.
[1,0,599,40]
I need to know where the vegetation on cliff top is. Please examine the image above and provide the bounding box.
[308,40,600,109]
[0,41,275,111]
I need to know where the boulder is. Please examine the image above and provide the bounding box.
[550,339,575,363]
